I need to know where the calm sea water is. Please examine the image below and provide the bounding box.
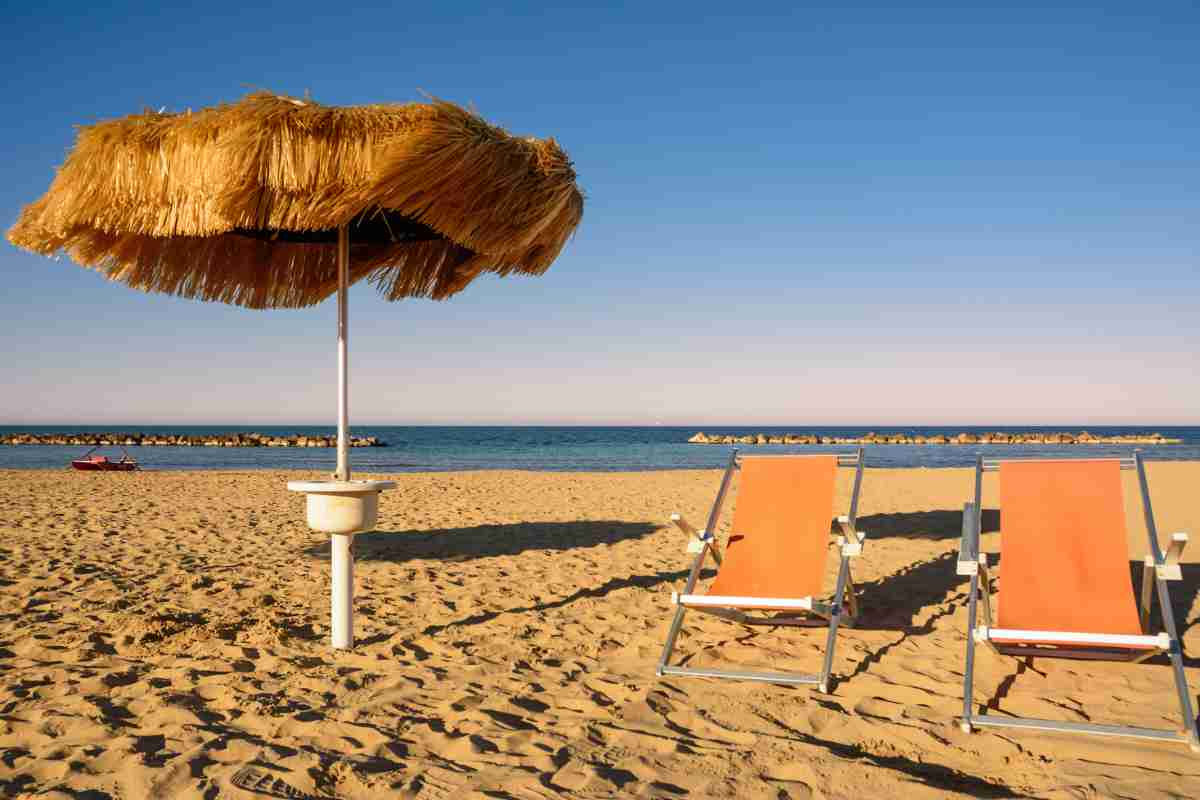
[1,426,1197,472]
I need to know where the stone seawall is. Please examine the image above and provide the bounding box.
[687,431,1180,445]
[1,433,386,448]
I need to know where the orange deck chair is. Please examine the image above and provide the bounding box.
[656,449,865,691]
[958,453,1197,749]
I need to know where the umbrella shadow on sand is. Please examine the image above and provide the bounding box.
[373,510,993,646]
[307,520,703,641]
[349,511,994,642]
[305,520,660,564]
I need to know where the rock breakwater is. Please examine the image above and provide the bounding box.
[1,433,385,448]
[687,431,1180,445]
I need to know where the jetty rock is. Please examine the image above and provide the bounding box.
[685,431,1181,446]
[0,432,387,448]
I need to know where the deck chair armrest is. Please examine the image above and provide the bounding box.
[1145,531,1188,581]
[957,502,982,575]
[836,515,864,556]
[672,513,723,566]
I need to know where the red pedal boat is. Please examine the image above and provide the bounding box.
[71,446,138,471]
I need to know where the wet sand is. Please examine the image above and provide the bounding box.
[0,463,1198,798]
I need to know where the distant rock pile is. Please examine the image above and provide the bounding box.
[687,431,1179,445]
[1,432,385,448]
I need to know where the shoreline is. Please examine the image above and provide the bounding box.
[7,459,1200,476]
[5,427,1197,473]
[4,452,1199,475]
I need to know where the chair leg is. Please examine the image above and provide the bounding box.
[976,562,1003,656]
[659,455,737,676]
[962,571,980,733]
[657,604,689,676]
[978,562,994,627]
[1154,575,1200,750]
[819,556,852,693]
[843,564,859,621]
[1132,647,1161,664]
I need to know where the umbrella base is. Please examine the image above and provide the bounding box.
[287,480,395,535]
[288,480,395,650]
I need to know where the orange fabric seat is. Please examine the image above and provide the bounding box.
[996,460,1145,647]
[706,455,837,605]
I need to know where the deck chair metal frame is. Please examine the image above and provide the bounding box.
[959,451,1199,749]
[657,447,865,692]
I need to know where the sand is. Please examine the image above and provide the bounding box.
[0,463,1198,798]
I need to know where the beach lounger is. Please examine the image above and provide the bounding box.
[657,449,865,692]
[958,453,1199,749]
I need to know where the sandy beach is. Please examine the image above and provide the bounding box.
[1,463,1198,798]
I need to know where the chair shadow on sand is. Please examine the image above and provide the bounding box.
[850,508,1000,626]
[799,508,999,689]
[1159,563,1200,668]
[967,558,1200,715]
[856,508,1000,542]
[830,512,1199,770]
[856,509,1200,721]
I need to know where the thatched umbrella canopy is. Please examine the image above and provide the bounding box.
[7,91,584,309]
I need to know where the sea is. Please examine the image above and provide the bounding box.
[1,426,1198,472]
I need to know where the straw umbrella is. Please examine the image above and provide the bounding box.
[8,91,584,648]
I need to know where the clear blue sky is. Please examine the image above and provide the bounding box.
[2,2,1197,425]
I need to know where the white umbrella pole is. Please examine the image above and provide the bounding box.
[335,223,350,482]
[332,222,353,649]
[287,225,392,652]
[331,531,353,649]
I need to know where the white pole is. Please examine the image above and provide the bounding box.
[335,224,350,482]
[330,532,354,649]
[333,223,352,649]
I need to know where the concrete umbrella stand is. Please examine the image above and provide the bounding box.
[288,225,394,650]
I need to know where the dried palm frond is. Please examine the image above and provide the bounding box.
[8,92,583,308]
